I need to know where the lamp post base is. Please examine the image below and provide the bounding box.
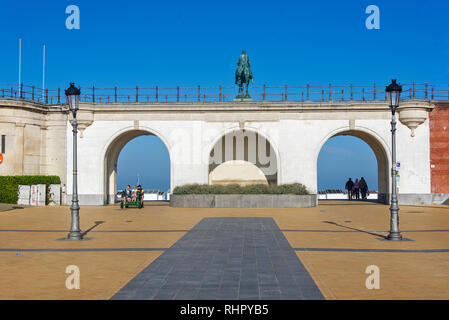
[67,231,83,240]
[386,232,403,241]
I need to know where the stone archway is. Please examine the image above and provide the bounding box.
[208,129,279,185]
[103,129,171,204]
[209,160,269,185]
[316,128,390,203]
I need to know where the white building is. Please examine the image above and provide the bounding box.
[1,97,445,206]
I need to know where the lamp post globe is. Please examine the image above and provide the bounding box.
[65,83,83,240]
[386,79,402,112]
[385,79,403,241]
[65,82,80,111]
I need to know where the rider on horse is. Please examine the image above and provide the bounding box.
[235,49,254,99]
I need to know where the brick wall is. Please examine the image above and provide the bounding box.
[429,104,449,193]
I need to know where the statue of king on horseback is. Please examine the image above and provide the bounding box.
[235,49,254,100]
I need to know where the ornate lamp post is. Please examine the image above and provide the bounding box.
[385,79,403,241]
[65,83,83,240]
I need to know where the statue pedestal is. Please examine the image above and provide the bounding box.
[234,94,253,102]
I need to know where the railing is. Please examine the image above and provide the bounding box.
[1,82,448,105]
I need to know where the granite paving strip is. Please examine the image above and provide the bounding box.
[294,248,449,253]
[111,217,324,300]
[0,248,167,252]
[2,229,448,233]
[0,229,189,233]
[281,229,449,233]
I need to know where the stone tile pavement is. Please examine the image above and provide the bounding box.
[112,217,323,300]
[0,201,448,299]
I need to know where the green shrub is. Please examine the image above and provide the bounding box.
[173,183,309,195]
[0,175,61,204]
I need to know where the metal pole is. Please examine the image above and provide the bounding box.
[68,109,82,240]
[18,38,21,98]
[387,108,402,241]
[42,44,45,101]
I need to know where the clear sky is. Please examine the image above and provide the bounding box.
[1,0,447,191]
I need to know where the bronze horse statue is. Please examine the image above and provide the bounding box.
[235,49,254,100]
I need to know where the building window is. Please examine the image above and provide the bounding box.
[1,135,5,154]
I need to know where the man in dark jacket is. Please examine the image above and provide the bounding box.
[359,177,368,199]
[345,178,354,200]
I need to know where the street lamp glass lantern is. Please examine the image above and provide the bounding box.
[386,79,402,110]
[65,83,81,111]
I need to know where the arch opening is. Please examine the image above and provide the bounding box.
[103,129,171,204]
[208,129,278,185]
[317,129,390,203]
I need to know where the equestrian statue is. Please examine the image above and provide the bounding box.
[235,49,254,100]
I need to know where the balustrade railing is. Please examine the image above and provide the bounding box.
[1,82,448,105]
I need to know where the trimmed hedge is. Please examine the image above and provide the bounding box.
[0,175,61,204]
[173,183,309,195]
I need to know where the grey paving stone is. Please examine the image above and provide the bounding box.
[111,217,324,300]
[175,287,200,300]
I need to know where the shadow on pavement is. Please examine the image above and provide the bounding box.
[322,220,387,239]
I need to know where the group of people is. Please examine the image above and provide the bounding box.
[124,184,144,202]
[345,177,369,200]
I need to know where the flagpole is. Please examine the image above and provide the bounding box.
[42,44,45,101]
[18,38,21,98]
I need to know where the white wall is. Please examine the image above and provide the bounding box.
[65,116,431,205]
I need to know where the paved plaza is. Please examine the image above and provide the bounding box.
[112,217,323,300]
[0,201,448,299]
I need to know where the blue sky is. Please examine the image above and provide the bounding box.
[1,0,448,191]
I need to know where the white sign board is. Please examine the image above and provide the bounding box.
[30,185,38,206]
[37,184,46,206]
[17,185,31,205]
[49,184,61,206]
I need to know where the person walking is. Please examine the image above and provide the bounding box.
[345,178,354,200]
[359,177,368,200]
[354,178,360,200]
